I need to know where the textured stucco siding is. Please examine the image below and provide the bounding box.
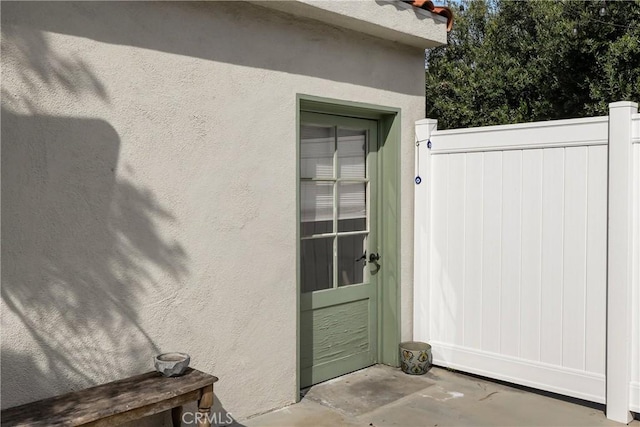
[1,1,424,421]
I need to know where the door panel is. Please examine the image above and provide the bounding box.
[300,284,377,387]
[299,112,378,388]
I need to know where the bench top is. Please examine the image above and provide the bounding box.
[1,368,218,426]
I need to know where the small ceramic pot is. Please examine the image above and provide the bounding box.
[399,341,432,375]
[154,352,190,377]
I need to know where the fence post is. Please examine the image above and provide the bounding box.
[606,101,638,423]
[413,119,437,342]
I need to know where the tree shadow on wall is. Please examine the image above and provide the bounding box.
[0,20,109,113]
[2,1,425,96]
[1,111,187,407]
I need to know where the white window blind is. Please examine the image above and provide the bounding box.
[301,125,366,223]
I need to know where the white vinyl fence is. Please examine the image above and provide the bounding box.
[414,102,639,423]
[631,110,640,418]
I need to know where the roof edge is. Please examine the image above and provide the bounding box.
[248,0,448,49]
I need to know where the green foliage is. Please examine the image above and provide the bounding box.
[426,0,640,129]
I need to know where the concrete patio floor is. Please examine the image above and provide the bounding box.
[244,365,640,427]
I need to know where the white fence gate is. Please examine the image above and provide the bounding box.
[414,102,640,423]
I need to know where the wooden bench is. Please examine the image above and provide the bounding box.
[1,368,219,427]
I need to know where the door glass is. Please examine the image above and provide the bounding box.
[301,125,334,179]
[300,117,372,293]
[338,234,366,287]
[300,181,333,237]
[301,238,333,293]
[338,182,366,232]
[338,129,366,179]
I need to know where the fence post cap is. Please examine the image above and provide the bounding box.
[608,101,638,109]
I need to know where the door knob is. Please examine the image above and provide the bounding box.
[368,253,380,263]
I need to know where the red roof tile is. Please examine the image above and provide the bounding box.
[404,0,454,32]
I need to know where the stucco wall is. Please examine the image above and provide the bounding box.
[1,1,424,421]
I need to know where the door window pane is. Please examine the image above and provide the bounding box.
[338,182,366,232]
[301,220,333,237]
[338,128,366,179]
[301,238,334,293]
[301,125,335,179]
[338,235,366,287]
[301,181,333,237]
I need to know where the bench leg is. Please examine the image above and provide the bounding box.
[171,406,183,427]
[197,385,214,427]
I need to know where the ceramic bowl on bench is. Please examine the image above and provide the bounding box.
[154,352,191,377]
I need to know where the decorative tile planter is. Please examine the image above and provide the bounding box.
[399,341,432,375]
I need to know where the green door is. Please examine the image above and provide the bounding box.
[299,112,379,388]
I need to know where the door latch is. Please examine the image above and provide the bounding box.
[355,251,366,262]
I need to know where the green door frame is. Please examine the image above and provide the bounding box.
[296,94,402,396]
